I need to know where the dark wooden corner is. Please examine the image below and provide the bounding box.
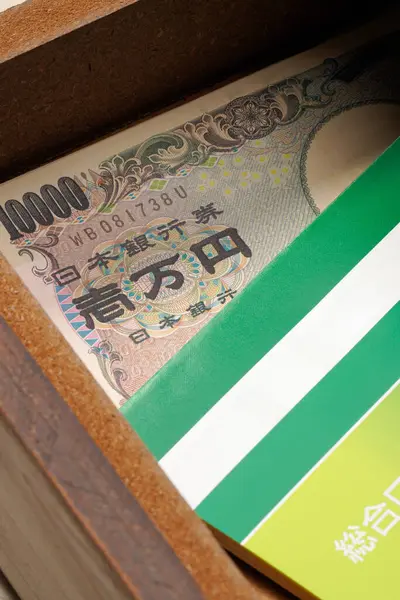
[0,317,204,600]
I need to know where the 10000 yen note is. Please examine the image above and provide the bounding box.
[1,24,399,407]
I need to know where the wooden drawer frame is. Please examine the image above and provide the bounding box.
[0,2,398,598]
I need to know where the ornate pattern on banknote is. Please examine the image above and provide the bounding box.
[6,33,400,404]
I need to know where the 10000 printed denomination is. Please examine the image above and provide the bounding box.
[0,177,89,241]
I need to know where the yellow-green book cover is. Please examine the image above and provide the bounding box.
[123,138,400,599]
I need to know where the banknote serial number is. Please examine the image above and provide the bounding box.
[67,187,188,246]
[0,177,89,242]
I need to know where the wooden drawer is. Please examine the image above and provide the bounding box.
[0,2,398,598]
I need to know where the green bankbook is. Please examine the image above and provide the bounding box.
[123,138,400,599]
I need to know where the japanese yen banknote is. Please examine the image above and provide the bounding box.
[1,24,399,407]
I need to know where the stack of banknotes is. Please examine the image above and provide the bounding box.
[1,17,398,409]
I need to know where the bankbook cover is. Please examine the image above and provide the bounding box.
[123,138,400,600]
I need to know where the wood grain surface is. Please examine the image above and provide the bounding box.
[0,316,206,600]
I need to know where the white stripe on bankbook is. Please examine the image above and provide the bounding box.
[160,223,400,509]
